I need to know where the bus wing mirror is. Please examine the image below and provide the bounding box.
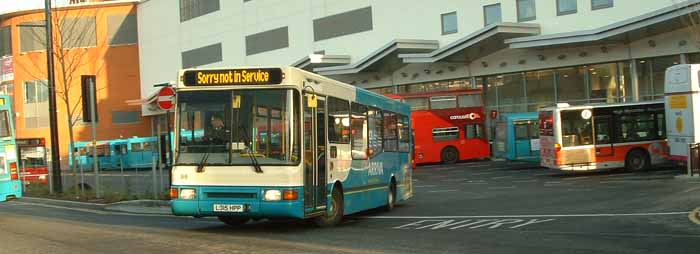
[306,94,318,108]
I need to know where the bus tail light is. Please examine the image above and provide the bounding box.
[170,188,178,199]
[554,143,562,152]
[9,162,18,180]
[283,190,298,200]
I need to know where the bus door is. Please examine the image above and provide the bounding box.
[513,120,537,158]
[593,115,614,157]
[303,94,327,214]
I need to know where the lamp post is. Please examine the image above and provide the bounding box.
[45,0,62,193]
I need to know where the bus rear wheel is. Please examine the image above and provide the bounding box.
[441,147,459,164]
[217,216,249,226]
[314,186,343,227]
[625,150,650,171]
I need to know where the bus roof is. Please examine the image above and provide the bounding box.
[177,66,410,115]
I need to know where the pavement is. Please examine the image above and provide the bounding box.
[2,160,700,254]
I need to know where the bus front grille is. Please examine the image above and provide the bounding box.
[206,192,257,199]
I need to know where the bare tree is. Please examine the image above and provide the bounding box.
[15,2,106,183]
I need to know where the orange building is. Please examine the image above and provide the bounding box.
[0,0,150,169]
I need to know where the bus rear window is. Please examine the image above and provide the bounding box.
[0,110,10,138]
[539,111,553,136]
[560,110,593,147]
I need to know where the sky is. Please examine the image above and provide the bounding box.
[0,0,71,15]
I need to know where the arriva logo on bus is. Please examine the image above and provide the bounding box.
[450,113,481,120]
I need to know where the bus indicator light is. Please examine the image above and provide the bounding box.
[554,143,561,152]
[283,190,298,201]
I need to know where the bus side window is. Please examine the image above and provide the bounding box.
[465,124,483,139]
[594,116,611,144]
[398,114,410,152]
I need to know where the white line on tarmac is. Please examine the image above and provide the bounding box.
[487,186,516,190]
[414,185,438,188]
[491,176,514,179]
[513,179,538,183]
[361,211,691,219]
[562,176,589,181]
[427,189,459,193]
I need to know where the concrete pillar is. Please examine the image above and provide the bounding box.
[629,59,640,102]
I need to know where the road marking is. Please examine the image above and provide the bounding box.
[414,185,437,188]
[443,178,469,182]
[471,172,497,176]
[427,189,459,193]
[562,176,589,181]
[462,181,488,185]
[491,176,514,179]
[682,186,700,193]
[487,186,516,190]
[363,211,691,219]
[513,179,538,183]
[393,218,555,230]
[689,207,700,225]
[17,201,174,218]
[544,181,563,184]
[534,173,553,176]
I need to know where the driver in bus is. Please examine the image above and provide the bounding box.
[204,114,230,145]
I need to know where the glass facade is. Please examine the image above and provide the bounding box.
[397,78,472,94]
[636,55,680,101]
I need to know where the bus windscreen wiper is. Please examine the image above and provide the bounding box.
[239,125,263,173]
[196,143,213,173]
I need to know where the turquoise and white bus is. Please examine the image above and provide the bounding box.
[170,67,413,226]
[0,95,21,202]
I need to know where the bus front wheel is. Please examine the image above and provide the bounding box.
[441,147,459,164]
[625,150,650,171]
[217,216,249,226]
[314,186,344,227]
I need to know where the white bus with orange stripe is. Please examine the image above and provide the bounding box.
[539,101,668,171]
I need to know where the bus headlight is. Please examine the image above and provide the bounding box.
[180,189,197,200]
[264,190,282,201]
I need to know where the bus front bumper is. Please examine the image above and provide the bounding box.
[171,186,305,219]
[0,180,22,202]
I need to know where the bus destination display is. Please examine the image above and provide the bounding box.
[183,68,283,86]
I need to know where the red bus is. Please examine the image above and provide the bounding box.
[387,89,488,164]
[17,138,49,184]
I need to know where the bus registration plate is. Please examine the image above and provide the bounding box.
[213,204,244,212]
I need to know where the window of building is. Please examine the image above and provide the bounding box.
[19,21,46,53]
[588,62,630,103]
[351,103,368,159]
[591,0,613,10]
[517,0,537,22]
[367,86,394,95]
[24,81,48,104]
[636,56,680,101]
[368,108,383,156]
[441,12,458,35]
[432,127,459,142]
[555,67,587,104]
[557,0,577,16]
[0,26,11,57]
[483,4,502,26]
[398,79,472,94]
[0,110,10,137]
[458,94,482,108]
[112,111,140,124]
[405,97,429,111]
[500,73,526,113]
[81,75,98,122]
[383,111,398,151]
[398,114,410,152]
[525,70,555,111]
[180,0,220,22]
[430,95,457,109]
[59,17,97,49]
[327,97,350,144]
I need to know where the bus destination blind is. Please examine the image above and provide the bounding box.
[183,68,283,86]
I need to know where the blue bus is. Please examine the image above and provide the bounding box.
[170,67,413,226]
[493,112,540,162]
[0,95,21,201]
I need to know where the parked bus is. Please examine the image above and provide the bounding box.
[17,138,49,184]
[0,95,21,201]
[493,112,540,162]
[539,101,668,171]
[387,89,488,164]
[170,67,413,226]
